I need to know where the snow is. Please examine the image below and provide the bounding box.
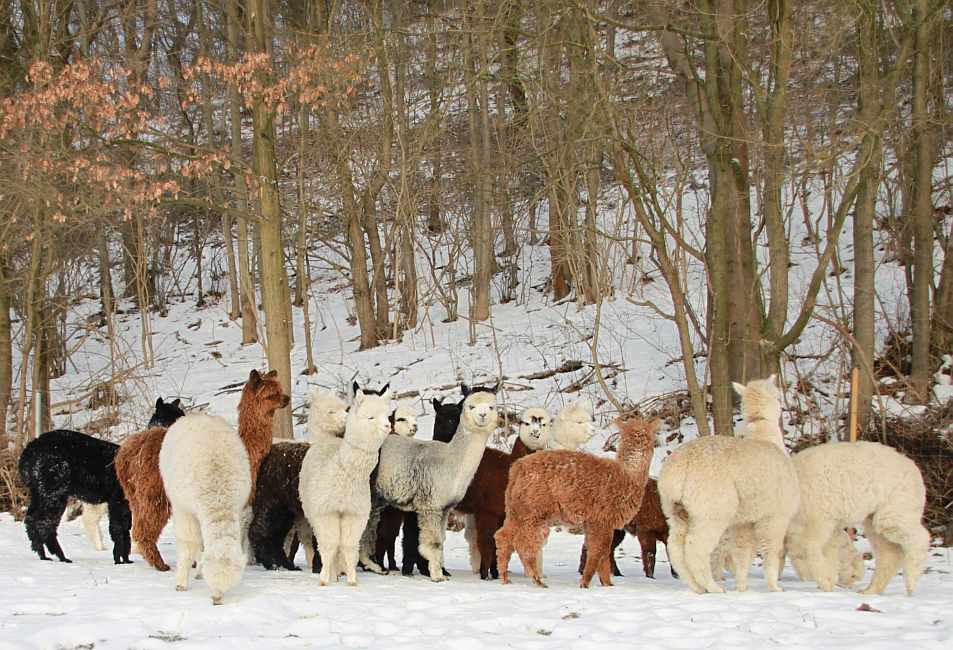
[0,513,950,649]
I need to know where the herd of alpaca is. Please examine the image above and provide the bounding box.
[17,370,932,603]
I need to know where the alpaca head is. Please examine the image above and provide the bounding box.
[614,417,660,469]
[431,396,464,442]
[149,397,185,428]
[308,389,348,439]
[458,391,498,435]
[551,400,595,449]
[389,405,418,437]
[346,389,392,450]
[732,375,781,424]
[517,407,551,450]
[241,369,291,422]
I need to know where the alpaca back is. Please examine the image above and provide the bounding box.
[160,414,250,592]
[114,427,167,497]
[19,431,121,501]
[658,436,798,526]
[255,441,310,513]
[506,450,645,530]
[791,441,925,527]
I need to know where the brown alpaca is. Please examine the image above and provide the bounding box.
[115,369,289,571]
[495,417,659,588]
[577,478,676,579]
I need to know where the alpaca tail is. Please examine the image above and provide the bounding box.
[200,513,246,597]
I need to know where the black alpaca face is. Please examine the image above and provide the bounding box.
[149,398,185,428]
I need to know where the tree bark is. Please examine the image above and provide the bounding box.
[0,257,11,436]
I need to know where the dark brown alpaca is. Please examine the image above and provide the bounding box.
[495,417,659,588]
[115,369,289,571]
[577,478,676,579]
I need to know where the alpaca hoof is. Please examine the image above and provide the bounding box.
[60,558,73,564]
[579,582,589,589]
[176,585,188,592]
[40,556,52,562]
[211,595,223,605]
[706,585,725,594]
[347,580,357,587]
[156,563,170,572]
[768,585,783,593]
[429,574,449,583]
[319,580,329,587]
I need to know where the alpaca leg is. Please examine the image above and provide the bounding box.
[314,515,340,586]
[384,513,402,572]
[357,506,386,575]
[494,525,514,584]
[728,532,755,592]
[665,515,697,591]
[296,519,316,569]
[474,512,500,580]
[401,511,421,576]
[417,511,449,582]
[683,519,728,594]
[753,517,789,593]
[172,511,201,592]
[581,526,614,588]
[464,514,481,574]
[131,494,171,572]
[610,529,625,577]
[81,502,106,551]
[872,512,930,596]
[637,530,658,579]
[25,490,69,562]
[340,514,365,586]
[860,526,902,595]
[107,498,133,564]
[513,525,550,588]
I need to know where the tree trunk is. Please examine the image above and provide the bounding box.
[248,0,292,438]
[228,0,258,344]
[0,257,10,435]
[97,227,115,316]
[908,0,935,402]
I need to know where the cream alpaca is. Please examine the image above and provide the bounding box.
[658,376,799,593]
[786,441,929,595]
[548,400,594,450]
[790,529,865,589]
[307,390,348,440]
[299,390,392,586]
[390,405,418,437]
[159,414,251,605]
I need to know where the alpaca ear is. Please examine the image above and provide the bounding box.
[171,399,182,408]
[381,383,390,395]
[732,381,746,397]
[352,381,361,397]
[248,369,262,386]
[461,384,472,397]
[432,397,442,410]
[265,369,278,379]
[488,382,500,394]
[380,389,393,401]
[155,397,163,408]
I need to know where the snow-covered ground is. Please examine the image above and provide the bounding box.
[0,513,950,650]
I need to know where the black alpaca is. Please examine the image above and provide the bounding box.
[402,383,497,576]
[249,441,323,572]
[18,398,184,564]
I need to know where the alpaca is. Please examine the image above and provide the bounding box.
[548,400,595,450]
[248,441,317,571]
[18,397,184,565]
[307,389,348,441]
[300,390,392,586]
[372,390,498,581]
[78,501,108,551]
[578,478,679,580]
[496,417,658,587]
[789,528,865,589]
[658,376,799,594]
[159,414,250,605]
[785,441,929,595]
[373,406,421,571]
[460,406,552,579]
[116,370,287,571]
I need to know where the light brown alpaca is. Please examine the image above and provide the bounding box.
[495,417,659,588]
[115,369,289,571]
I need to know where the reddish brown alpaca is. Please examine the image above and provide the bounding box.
[454,433,541,579]
[115,369,289,571]
[495,417,659,588]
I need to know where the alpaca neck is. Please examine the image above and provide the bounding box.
[747,419,785,451]
[238,407,274,474]
[335,436,380,476]
[617,437,651,477]
[446,422,492,494]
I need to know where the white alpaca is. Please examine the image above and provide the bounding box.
[658,376,799,593]
[789,529,865,589]
[391,405,418,437]
[371,391,498,581]
[159,414,250,605]
[465,405,552,573]
[307,389,348,440]
[299,390,392,586]
[786,441,929,595]
[548,400,594,450]
[73,501,107,551]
